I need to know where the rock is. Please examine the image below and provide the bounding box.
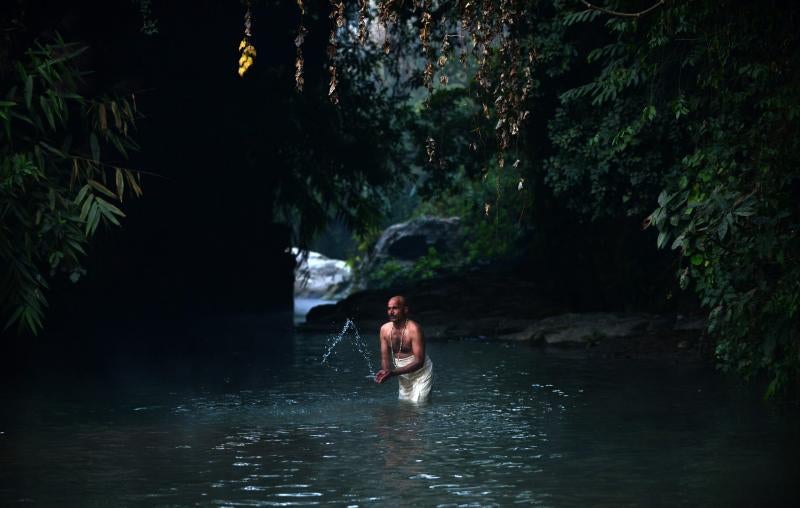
[363,216,461,276]
[299,265,554,332]
[674,315,707,331]
[500,313,655,346]
[297,263,703,360]
[292,248,352,299]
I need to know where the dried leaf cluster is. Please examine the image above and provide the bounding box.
[294,1,308,91]
[280,1,537,213]
[237,7,256,77]
[307,2,532,179]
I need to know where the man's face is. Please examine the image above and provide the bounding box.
[387,298,407,322]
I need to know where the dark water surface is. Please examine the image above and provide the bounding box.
[1,327,798,506]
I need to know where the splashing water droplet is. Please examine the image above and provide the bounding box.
[321,318,375,376]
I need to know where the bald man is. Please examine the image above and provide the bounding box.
[375,295,433,402]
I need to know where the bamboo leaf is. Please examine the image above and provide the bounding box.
[101,199,126,218]
[75,184,91,206]
[86,201,100,235]
[57,92,82,100]
[125,170,143,197]
[39,95,55,129]
[98,102,108,131]
[71,158,79,188]
[79,193,94,220]
[107,132,129,158]
[66,238,86,256]
[24,75,33,109]
[23,307,43,335]
[3,306,24,331]
[87,179,117,199]
[97,200,122,226]
[10,110,35,126]
[39,141,65,157]
[115,168,124,200]
[111,100,122,130]
[89,132,100,162]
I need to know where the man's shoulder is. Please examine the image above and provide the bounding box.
[407,320,424,333]
[379,322,392,333]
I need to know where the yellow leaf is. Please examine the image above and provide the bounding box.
[98,103,107,131]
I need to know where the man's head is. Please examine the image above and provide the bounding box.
[387,295,408,323]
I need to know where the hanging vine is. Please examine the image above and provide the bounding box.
[279,1,658,214]
[237,5,256,77]
[294,0,307,91]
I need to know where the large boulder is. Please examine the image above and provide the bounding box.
[363,216,461,275]
[495,313,653,345]
[293,249,352,299]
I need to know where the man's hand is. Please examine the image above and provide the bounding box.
[375,369,392,384]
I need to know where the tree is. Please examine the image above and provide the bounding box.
[1,34,142,335]
[303,0,799,395]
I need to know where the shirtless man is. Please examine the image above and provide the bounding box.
[375,295,433,402]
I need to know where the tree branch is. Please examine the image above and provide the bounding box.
[580,0,665,18]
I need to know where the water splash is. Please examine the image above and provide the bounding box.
[321,318,375,376]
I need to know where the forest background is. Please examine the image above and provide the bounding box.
[1,0,798,397]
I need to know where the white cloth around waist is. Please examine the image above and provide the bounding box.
[392,354,433,403]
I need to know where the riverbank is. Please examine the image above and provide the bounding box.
[298,267,707,360]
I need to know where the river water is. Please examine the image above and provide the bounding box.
[1,326,798,506]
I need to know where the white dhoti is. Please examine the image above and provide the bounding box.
[393,354,433,402]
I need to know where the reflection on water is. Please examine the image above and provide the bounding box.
[1,329,799,506]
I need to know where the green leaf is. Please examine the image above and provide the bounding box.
[3,306,24,331]
[107,132,129,158]
[57,92,82,100]
[9,110,34,126]
[79,194,94,220]
[88,179,117,199]
[690,254,704,266]
[66,238,86,256]
[24,75,33,109]
[96,198,124,226]
[75,184,91,206]
[40,95,55,129]
[115,168,124,200]
[86,201,100,236]
[39,141,65,157]
[125,170,143,197]
[657,231,668,249]
[89,132,100,162]
[717,219,729,241]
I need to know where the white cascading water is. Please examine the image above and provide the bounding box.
[321,318,375,377]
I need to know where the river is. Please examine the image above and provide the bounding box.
[1,325,798,506]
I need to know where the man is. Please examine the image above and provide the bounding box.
[374,295,433,402]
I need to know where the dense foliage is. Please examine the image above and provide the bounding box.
[340,0,798,395]
[1,36,141,334]
[635,2,799,396]
[514,0,798,396]
[2,1,797,395]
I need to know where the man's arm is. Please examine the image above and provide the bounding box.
[375,326,392,383]
[379,327,391,372]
